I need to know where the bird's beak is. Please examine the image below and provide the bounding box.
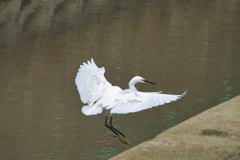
[144,80,156,85]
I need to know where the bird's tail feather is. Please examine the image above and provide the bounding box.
[82,105,102,116]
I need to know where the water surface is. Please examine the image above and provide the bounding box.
[0,0,240,159]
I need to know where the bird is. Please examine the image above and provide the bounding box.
[75,58,186,146]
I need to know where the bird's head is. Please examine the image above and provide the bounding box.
[129,76,156,85]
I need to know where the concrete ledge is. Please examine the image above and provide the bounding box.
[110,95,240,160]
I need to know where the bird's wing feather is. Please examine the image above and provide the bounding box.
[110,90,187,114]
[75,58,112,104]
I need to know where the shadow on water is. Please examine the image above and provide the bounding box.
[0,0,240,159]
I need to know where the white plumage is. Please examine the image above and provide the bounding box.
[75,58,186,116]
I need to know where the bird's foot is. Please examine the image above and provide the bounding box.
[116,135,131,146]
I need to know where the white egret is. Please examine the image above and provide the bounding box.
[75,58,186,146]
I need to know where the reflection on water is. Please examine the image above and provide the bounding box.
[0,0,240,159]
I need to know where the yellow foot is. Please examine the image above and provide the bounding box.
[117,135,131,146]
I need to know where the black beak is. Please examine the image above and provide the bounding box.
[144,80,156,85]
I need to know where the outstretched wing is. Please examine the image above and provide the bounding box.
[109,90,187,114]
[75,58,112,105]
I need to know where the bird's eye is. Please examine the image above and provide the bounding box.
[142,79,144,81]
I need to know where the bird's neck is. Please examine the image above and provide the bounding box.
[128,82,137,90]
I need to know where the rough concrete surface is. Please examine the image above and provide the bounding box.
[110,95,240,160]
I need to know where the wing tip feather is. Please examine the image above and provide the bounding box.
[179,90,187,98]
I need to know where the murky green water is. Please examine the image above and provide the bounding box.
[0,0,240,159]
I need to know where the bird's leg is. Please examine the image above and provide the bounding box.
[110,114,131,146]
[109,115,125,137]
[105,114,119,136]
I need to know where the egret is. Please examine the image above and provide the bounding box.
[75,58,186,146]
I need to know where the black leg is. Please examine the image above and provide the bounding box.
[105,114,119,136]
[104,113,131,146]
[110,115,126,137]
